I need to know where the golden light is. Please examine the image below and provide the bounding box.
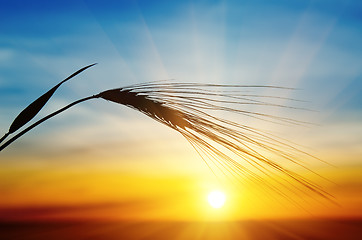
[207,190,226,208]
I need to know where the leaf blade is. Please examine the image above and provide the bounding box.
[8,63,97,134]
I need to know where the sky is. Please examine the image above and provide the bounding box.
[0,0,361,222]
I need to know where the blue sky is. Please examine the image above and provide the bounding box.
[0,0,361,159]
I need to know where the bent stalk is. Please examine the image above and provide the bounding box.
[0,95,99,152]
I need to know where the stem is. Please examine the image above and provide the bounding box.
[0,132,9,145]
[0,95,100,152]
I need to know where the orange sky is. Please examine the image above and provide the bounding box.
[1,117,361,221]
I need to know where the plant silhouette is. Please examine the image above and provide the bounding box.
[0,64,331,200]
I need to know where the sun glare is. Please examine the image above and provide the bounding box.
[208,190,226,208]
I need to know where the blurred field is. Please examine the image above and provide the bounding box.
[0,218,361,240]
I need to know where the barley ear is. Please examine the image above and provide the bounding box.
[5,63,97,137]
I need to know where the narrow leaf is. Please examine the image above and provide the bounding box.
[8,63,97,134]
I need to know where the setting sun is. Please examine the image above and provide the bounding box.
[207,190,226,209]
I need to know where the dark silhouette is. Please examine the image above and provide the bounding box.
[0,64,332,201]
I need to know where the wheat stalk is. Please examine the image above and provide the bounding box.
[0,66,332,200]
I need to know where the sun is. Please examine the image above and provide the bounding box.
[207,190,226,208]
